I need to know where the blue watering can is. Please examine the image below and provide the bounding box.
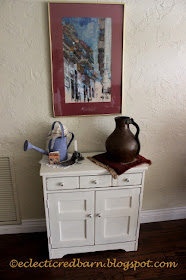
[24,121,74,162]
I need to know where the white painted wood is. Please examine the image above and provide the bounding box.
[80,174,111,189]
[42,176,52,255]
[140,206,186,223]
[112,172,143,187]
[46,176,79,191]
[40,153,148,177]
[133,171,145,250]
[50,241,137,259]
[0,219,46,234]
[95,188,140,245]
[40,152,149,259]
[45,185,142,193]
[47,191,94,248]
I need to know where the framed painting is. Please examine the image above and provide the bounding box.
[48,2,124,117]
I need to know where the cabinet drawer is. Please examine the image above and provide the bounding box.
[80,175,111,189]
[46,177,79,191]
[113,173,143,187]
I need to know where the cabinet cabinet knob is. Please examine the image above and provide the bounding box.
[87,214,92,218]
[93,180,98,184]
[124,178,130,182]
[97,213,102,217]
[60,182,64,186]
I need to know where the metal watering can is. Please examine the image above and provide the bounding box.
[24,121,74,162]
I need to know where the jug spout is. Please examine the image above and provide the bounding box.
[24,140,48,155]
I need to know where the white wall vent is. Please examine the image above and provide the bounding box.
[0,156,21,225]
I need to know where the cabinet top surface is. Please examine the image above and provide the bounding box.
[40,153,148,177]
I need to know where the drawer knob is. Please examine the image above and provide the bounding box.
[124,178,130,182]
[60,182,64,186]
[97,213,102,217]
[87,214,92,218]
[93,180,98,185]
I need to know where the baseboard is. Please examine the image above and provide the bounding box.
[140,206,186,224]
[0,219,46,235]
[0,207,186,235]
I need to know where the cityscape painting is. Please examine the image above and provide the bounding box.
[62,17,112,103]
[49,2,124,116]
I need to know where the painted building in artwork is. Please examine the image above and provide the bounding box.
[98,18,112,99]
[62,21,99,103]
[103,18,112,97]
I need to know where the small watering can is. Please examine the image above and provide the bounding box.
[24,121,74,162]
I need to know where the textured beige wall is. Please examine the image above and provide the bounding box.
[0,0,186,220]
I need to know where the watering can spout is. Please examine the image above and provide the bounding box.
[24,140,48,155]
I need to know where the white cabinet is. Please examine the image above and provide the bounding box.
[40,153,148,259]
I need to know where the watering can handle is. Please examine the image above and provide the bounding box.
[67,132,74,149]
[51,121,65,137]
[130,118,140,155]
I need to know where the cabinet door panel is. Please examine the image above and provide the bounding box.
[48,191,94,248]
[95,188,140,245]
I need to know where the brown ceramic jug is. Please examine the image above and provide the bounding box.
[105,116,140,163]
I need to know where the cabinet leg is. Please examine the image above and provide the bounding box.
[134,242,138,251]
[121,242,137,252]
[49,250,66,260]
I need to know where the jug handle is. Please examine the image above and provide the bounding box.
[51,121,65,137]
[130,118,140,155]
[67,132,74,149]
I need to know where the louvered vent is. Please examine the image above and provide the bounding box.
[0,157,20,225]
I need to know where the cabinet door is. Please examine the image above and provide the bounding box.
[95,188,140,245]
[48,191,94,248]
